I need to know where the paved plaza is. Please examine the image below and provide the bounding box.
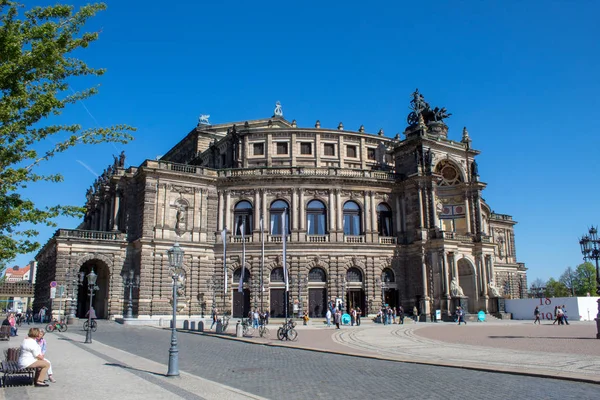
[0,319,598,399]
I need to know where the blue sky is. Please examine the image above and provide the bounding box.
[7,1,600,283]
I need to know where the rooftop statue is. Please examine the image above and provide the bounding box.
[407,89,452,126]
[274,101,283,117]
[198,114,210,125]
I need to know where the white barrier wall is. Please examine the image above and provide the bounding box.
[505,297,599,321]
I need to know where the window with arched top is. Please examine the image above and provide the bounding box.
[377,203,393,236]
[346,267,363,282]
[436,160,463,186]
[381,268,395,283]
[233,200,252,236]
[343,201,361,236]
[270,267,285,282]
[233,267,250,283]
[308,267,327,282]
[307,199,327,235]
[270,200,290,235]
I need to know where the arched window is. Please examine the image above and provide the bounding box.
[269,200,290,235]
[343,201,361,236]
[381,268,395,283]
[346,267,363,282]
[233,201,252,236]
[306,200,327,235]
[270,267,285,282]
[377,203,393,236]
[308,267,327,282]
[233,267,250,283]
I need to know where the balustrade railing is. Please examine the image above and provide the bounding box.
[344,235,365,244]
[57,229,126,241]
[379,237,397,245]
[306,235,329,243]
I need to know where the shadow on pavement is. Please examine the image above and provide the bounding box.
[104,362,166,377]
[488,335,596,340]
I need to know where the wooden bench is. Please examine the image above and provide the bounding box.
[1,348,37,387]
[0,326,10,341]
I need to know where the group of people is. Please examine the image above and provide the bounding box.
[2,313,19,336]
[533,305,570,325]
[17,327,57,387]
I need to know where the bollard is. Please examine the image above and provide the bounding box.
[236,321,243,338]
[197,321,204,332]
[215,320,223,334]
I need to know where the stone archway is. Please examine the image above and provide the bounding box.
[76,258,110,319]
[457,258,477,313]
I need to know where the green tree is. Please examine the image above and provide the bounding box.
[574,262,596,296]
[559,266,576,296]
[0,2,134,268]
[545,278,569,297]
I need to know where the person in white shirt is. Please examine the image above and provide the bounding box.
[18,328,51,387]
[326,308,332,327]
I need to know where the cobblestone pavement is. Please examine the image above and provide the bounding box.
[66,321,599,400]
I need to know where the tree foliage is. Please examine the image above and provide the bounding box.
[544,278,569,298]
[0,1,135,268]
[559,266,576,296]
[574,262,596,296]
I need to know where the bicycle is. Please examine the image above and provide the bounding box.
[277,319,297,341]
[45,319,68,333]
[241,318,254,337]
[83,319,97,332]
[258,319,269,338]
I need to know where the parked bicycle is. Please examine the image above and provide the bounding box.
[258,319,269,338]
[240,318,254,336]
[277,319,297,341]
[46,319,68,333]
[83,319,97,332]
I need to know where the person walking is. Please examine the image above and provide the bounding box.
[326,308,332,327]
[552,306,559,325]
[456,307,467,325]
[210,308,218,330]
[392,307,397,324]
[334,310,341,329]
[398,306,405,324]
[413,305,419,323]
[561,305,570,325]
[556,306,564,325]
[356,308,361,326]
[8,313,18,336]
[533,306,541,324]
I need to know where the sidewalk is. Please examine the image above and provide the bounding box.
[202,319,600,384]
[0,325,266,400]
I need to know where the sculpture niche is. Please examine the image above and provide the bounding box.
[450,277,465,297]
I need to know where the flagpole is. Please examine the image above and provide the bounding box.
[282,208,288,326]
[260,215,264,314]
[239,222,246,320]
[222,228,227,314]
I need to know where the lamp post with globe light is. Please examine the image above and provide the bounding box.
[166,243,185,376]
[579,227,600,339]
[121,269,140,319]
[81,269,99,344]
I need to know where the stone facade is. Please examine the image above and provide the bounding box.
[34,98,527,322]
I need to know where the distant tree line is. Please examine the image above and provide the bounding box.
[529,262,596,297]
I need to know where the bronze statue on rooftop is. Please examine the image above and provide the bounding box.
[407,89,452,126]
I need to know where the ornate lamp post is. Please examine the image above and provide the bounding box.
[166,242,185,376]
[377,275,390,306]
[121,269,140,319]
[81,269,99,344]
[579,227,600,339]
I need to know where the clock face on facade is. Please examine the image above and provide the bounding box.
[442,166,457,181]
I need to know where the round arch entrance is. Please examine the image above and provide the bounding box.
[76,259,110,319]
[457,258,476,313]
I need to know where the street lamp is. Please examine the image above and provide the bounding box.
[121,269,140,319]
[579,227,600,339]
[81,269,99,344]
[166,242,185,376]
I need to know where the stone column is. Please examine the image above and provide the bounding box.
[299,189,305,231]
[480,255,488,297]
[417,184,424,228]
[329,190,335,232]
[421,253,430,321]
[464,193,471,234]
[370,191,377,236]
[112,191,120,231]
[363,191,370,234]
[395,196,401,237]
[217,190,224,231]
[291,188,298,231]
[261,189,267,233]
[336,189,342,235]
[225,190,231,231]
[254,190,260,232]
[431,186,439,230]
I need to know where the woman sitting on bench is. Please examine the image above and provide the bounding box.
[18,328,51,387]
